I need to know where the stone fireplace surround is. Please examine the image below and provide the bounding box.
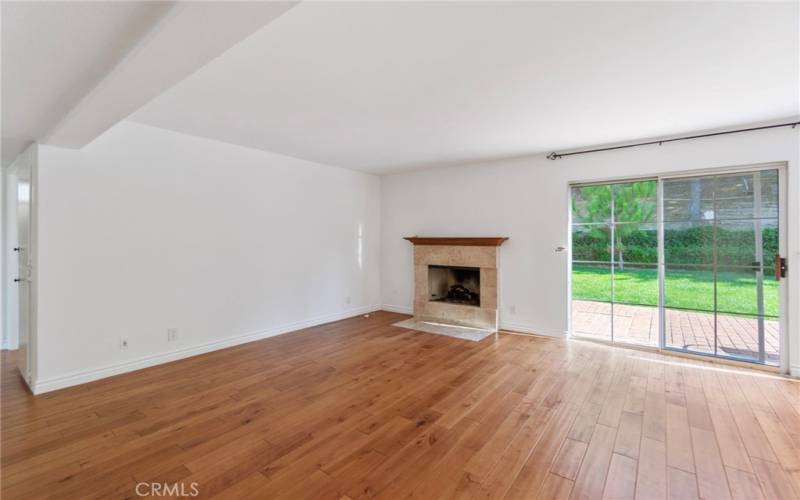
[404,237,508,331]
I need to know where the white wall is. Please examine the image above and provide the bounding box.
[20,120,800,391]
[33,121,381,392]
[380,126,800,375]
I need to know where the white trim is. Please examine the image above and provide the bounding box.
[778,165,789,373]
[31,305,380,394]
[566,162,791,373]
[381,304,413,314]
[500,321,566,338]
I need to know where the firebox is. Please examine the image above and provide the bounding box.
[428,265,480,307]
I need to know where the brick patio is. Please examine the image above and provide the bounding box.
[571,299,779,365]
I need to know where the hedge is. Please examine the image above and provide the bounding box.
[573,225,778,267]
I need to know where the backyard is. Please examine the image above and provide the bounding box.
[570,174,780,363]
[572,264,779,318]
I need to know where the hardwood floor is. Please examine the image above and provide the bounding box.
[2,311,799,499]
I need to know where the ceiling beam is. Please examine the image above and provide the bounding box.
[44,1,297,149]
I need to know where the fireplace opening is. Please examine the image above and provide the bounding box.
[428,265,480,307]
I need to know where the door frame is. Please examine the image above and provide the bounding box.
[5,144,38,390]
[567,161,789,372]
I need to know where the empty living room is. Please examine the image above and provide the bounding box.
[2,1,800,499]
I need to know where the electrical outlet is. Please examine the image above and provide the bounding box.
[346,296,351,305]
[509,305,516,315]
[120,338,129,350]
[167,328,178,342]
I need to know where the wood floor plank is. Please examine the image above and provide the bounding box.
[726,466,766,500]
[505,402,582,499]
[667,467,699,500]
[753,409,800,471]
[569,424,616,500]
[478,405,557,499]
[643,389,667,442]
[636,436,667,500]
[395,420,482,500]
[690,427,732,500]
[602,453,637,500]
[729,401,780,463]
[761,381,800,445]
[1,311,797,500]
[751,457,799,500]
[708,402,753,473]
[614,411,643,460]
[665,402,695,473]
[551,438,588,481]
[537,472,575,500]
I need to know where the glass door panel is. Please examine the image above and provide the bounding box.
[662,211,715,354]
[571,184,612,341]
[660,169,780,365]
[571,180,658,346]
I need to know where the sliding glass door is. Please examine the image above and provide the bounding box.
[662,170,780,364]
[570,167,783,366]
[571,180,659,347]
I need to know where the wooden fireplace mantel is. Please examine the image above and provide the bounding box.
[403,237,509,246]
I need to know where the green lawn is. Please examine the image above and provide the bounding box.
[572,265,779,317]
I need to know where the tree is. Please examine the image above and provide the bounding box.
[572,181,657,270]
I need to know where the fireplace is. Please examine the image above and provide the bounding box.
[405,237,508,331]
[428,265,480,306]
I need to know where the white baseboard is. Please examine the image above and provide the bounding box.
[500,321,567,338]
[381,304,413,314]
[791,364,800,378]
[31,304,381,395]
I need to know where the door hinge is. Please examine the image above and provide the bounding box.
[775,256,787,279]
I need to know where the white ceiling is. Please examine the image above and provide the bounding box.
[130,1,800,174]
[1,1,173,166]
[2,1,298,168]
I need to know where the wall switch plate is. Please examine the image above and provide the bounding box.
[120,338,129,350]
[167,328,178,341]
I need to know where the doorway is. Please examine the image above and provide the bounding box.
[569,166,785,366]
[15,161,33,383]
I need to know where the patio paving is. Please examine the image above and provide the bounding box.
[571,299,779,365]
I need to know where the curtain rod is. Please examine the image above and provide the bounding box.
[546,121,800,160]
